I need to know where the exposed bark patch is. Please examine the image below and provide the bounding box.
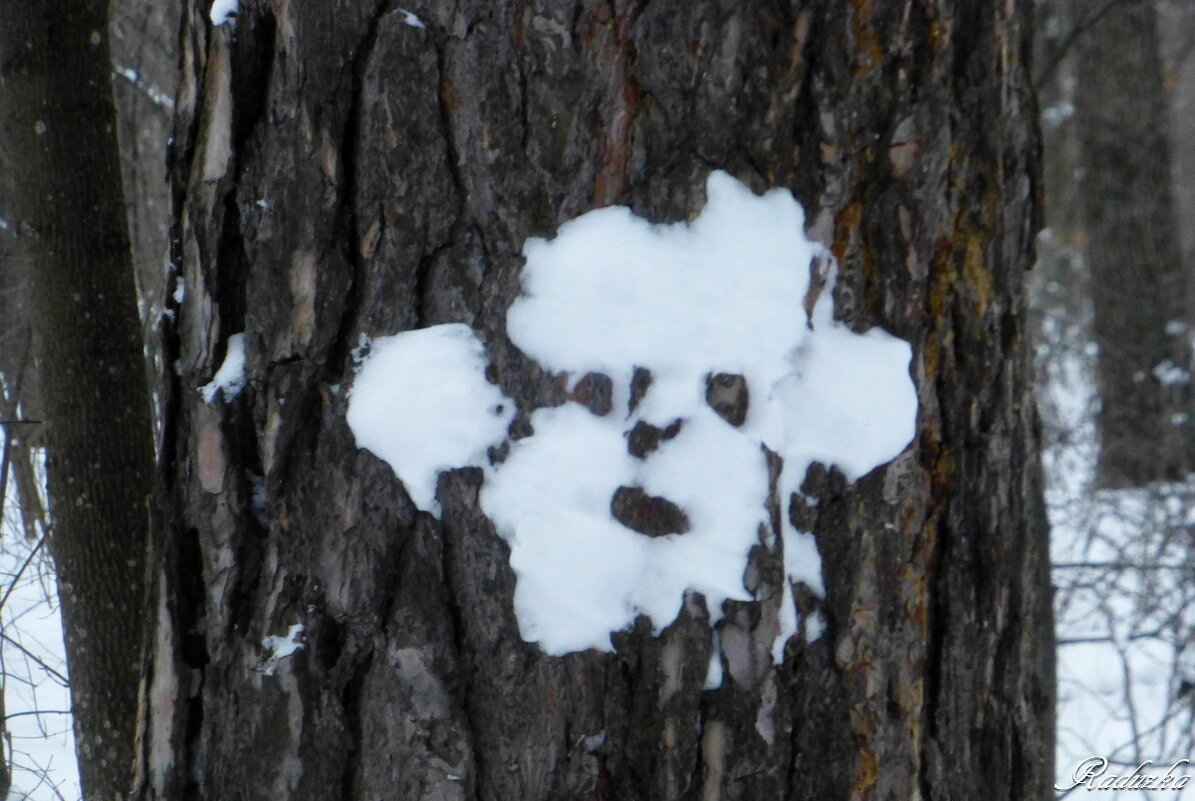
[803,252,830,328]
[705,373,748,427]
[628,366,652,414]
[583,0,640,206]
[570,371,613,416]
[626,418,682,459]
[200,35,233,182]
[610,486,690,537]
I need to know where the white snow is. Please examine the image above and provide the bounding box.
[209,0,237,26]
[705,637,724,690]
[113,65,175,110]
[260,623,305,676]
[1034,277,1195,797]
[2,471,80,801]
[350,332,371,366]
[199,333,246,403]
[346,324,514,513]
[396,8,426,28]
[1151,359,1189,387]
[348,171,918,668]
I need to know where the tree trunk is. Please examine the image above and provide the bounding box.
[137,2,1054,800]
[0,1,155,799]
[1074,0,1193,488]
[109,0,182,405]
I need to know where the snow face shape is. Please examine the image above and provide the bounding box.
[348,171,918,658]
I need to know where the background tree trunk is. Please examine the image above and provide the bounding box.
[1074,0,1193,488]
[137,2,1053,800]
[0,1,155,799]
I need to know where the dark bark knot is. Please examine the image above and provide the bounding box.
[570,371,614,416]
[628,366,652,414]
[610,485,690,537]
[626,418,683,459]
[705,373,748,426]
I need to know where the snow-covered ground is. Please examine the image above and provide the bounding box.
[2,476,78,801]
[1037,277,1195,797]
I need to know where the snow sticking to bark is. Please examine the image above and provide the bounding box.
[345,324,514,513]
[260,623,306,676]
[209,0,237,26]
[396,8,426,28]
[347,171,918,664]
[200,333,246,403]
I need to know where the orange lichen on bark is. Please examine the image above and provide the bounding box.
[585,0,640,207]
[961,233,995,316]
[849,0,884,77]
[832,201,864,266]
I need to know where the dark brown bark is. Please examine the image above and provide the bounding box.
[0,1,156,799]
[137,2,1053,800]
[1074,0,1193,488]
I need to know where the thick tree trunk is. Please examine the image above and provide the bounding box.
[1074,0,1193,488]
[137,2,1053,800]
[0,1,155,799]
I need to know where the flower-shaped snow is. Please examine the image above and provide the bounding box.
[348,171,919,658]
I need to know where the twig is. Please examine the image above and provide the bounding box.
[2,710,70,721]
[1035,0,1135,89]
[0,534,46,614]
[0,633,68,686]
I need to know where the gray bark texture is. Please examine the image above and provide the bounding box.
[0,1,156,799]
[136,2,1054,800]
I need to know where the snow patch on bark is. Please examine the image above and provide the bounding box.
[209,0,237,26]
[347,171,918,669]
[199,332,246,404]
[260,623,306,676]
[345,324,514,513]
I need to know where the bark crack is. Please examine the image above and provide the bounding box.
[328,0,393,379]
[438,472,486,801]
[433,39,470,235]
[337,645,374,801]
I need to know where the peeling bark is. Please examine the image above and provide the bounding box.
[137,3,1053,800]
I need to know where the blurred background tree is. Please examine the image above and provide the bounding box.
[1034,0,1195,788]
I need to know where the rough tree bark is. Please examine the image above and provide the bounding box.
[1074,0,1193,488]
[0,1,155,799]
[136,2,1053,800]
